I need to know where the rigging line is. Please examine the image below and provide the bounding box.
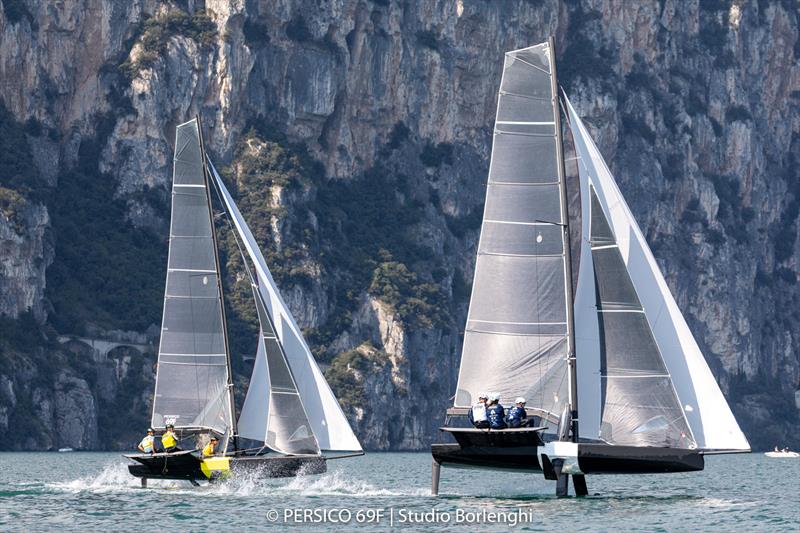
[205,156,259,288]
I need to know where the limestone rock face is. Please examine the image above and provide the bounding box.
[0,0,798,450]
[53,372,98,449]
[0,201,51,321]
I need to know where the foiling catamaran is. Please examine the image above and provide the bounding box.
[126,118,362,486]
[431,38,750,497]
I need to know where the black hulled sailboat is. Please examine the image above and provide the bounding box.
[431,38,749,497]
[126,118,362,485]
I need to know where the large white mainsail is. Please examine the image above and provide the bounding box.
[565,96,749,452]
[151,119,234,436]
[454,42,571,427]
[208,160,363,453]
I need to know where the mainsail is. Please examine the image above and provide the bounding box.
[151,119,234,435]
[455,42,571,427]
[208,160,363,453]
[566,96,749,451]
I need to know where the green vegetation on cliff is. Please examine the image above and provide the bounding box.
[0,102,44,233]
[215,127,454,372]
[121,9,217,78]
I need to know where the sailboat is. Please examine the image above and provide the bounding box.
[430,38,750,497]
[126,117,362,485]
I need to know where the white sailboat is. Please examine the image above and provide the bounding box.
[431,38,749,497]
[126,117,362,485]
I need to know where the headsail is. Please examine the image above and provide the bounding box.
[566,96,749,451]
[454,41,571,428]
[151,119,234,435]
[249,285,320,454]
[208,160,363,453]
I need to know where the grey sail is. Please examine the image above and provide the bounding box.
[588,188,695,448]
[454,42,570,427]
[248,285,320,455]
[150,119,234,435]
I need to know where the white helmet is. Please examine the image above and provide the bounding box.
[488,393,500,402]
[515,397,526,405]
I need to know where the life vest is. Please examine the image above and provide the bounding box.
[487,404,507,429]
[161,431,177,449]
[139,435,154,453]
[506,406,526,427]
[202,442,215,457]
[471,403,488,423]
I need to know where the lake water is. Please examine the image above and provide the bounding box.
[0,452,797,531]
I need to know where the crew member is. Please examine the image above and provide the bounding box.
[468,393,489,429]
[506,397,528,428]
[161,424,179,453]
[486,394,507,430]
[137,428,155,453]
[202,436,219,458]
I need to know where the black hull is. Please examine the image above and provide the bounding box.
[432,443,542,472]
[431,429,704,475]
[578,443,704,474]
[432,428,547,472]
[126,451,327,481]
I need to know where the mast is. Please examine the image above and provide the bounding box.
[196,114,239,452]
[548,36,579,443]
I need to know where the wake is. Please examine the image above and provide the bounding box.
[46,461,427,498]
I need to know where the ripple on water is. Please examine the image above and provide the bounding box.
[1,452,796,531]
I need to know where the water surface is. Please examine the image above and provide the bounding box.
[0,452,796,531]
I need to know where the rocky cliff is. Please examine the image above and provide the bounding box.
[0,0,797,451]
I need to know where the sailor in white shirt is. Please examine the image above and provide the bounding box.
[468,393,490,429]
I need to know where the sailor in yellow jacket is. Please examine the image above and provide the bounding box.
[137,428,155,453]
[161,424,179,453]
[202,436,218,458]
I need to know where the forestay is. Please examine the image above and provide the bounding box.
[455,42,570,426]
[566,96,749,451]
[208,161,363,453]
[151,119,234,435]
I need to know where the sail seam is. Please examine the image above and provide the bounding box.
[602,374,672,379]
[484,219,561,226]
[495,129,555,138]
[469,319,567,325]
[488,180,559,186]
[496,120,555,125]
[478,252,565,258]
[159,353,227,357]
[506,54,550,75]
[159,362,228,366]
[499,90,550,101]
[164,295,219,300]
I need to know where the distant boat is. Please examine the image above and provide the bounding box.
[764,450,799,458]
[125,117,362,487]
[431,37,750,498]
[57,447,74,453]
